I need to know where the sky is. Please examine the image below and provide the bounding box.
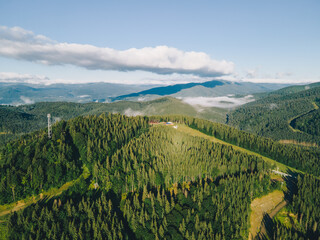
[0,0,319,85]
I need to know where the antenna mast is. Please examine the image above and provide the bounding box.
[47,114,52,139]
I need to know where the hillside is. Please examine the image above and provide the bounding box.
[112,80,289,102]
[293,100,320,136]
[0,97,228,145]
[1,114,320,239]
[227,85,320,145]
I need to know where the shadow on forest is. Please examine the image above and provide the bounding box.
[255,169,300,240]
[283,168,299,202]
[255,213,274,240]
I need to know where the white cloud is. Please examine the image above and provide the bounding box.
[240,78,316,84]
[123,108,144,116]
[0,25,234,77]
[183,95,255,109]
[214,70,320,84]
[20,96,34,104]
[245,69,258,78]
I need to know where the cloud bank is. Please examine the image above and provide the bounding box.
[183,95,255,109]
[0,72,50,84]
[0,26,234,77]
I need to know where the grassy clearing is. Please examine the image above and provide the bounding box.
[249,190,285,239]
[0,182,73,240]
[279,139,318,148]
[274,207,298,228]
[273,207,305,234]
[312,101,319,110]
[0,180,74,218]
[174,124,300,173]
[0,164,90,240]
[0,164,90,218]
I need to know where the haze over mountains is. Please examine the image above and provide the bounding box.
[1,80,319,147]
[0,82,157,105]
[0,80,290,109]
[112,80,290,102]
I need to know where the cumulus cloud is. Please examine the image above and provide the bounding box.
[0,26,234,77]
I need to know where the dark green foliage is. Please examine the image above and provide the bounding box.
[0,113,148,204]
[291,175,320,238]
[267,221,308,240]
[228,86,320,145]
[122,173,277,240]
[8,191,129,240]
[2,113,318,239]
[7,172,279,240]
[294,99,320,136]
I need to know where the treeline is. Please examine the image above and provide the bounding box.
[0,113,148,204]
[227,86,320,144]
[150,115,320,176]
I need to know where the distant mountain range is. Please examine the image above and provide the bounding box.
[111,80,290,102]
[0,80,290,106]
[1,80,320,147]
[0,82,157,105]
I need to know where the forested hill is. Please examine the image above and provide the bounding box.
[252,81,320,100]
[227,85,320,145]
[0,97,227,145]
[1,113,320,239]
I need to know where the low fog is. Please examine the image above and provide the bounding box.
[182,95,255,109]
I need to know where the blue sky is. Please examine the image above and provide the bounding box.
[0,0,319,85]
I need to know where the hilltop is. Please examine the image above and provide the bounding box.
[0,97,227,145]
